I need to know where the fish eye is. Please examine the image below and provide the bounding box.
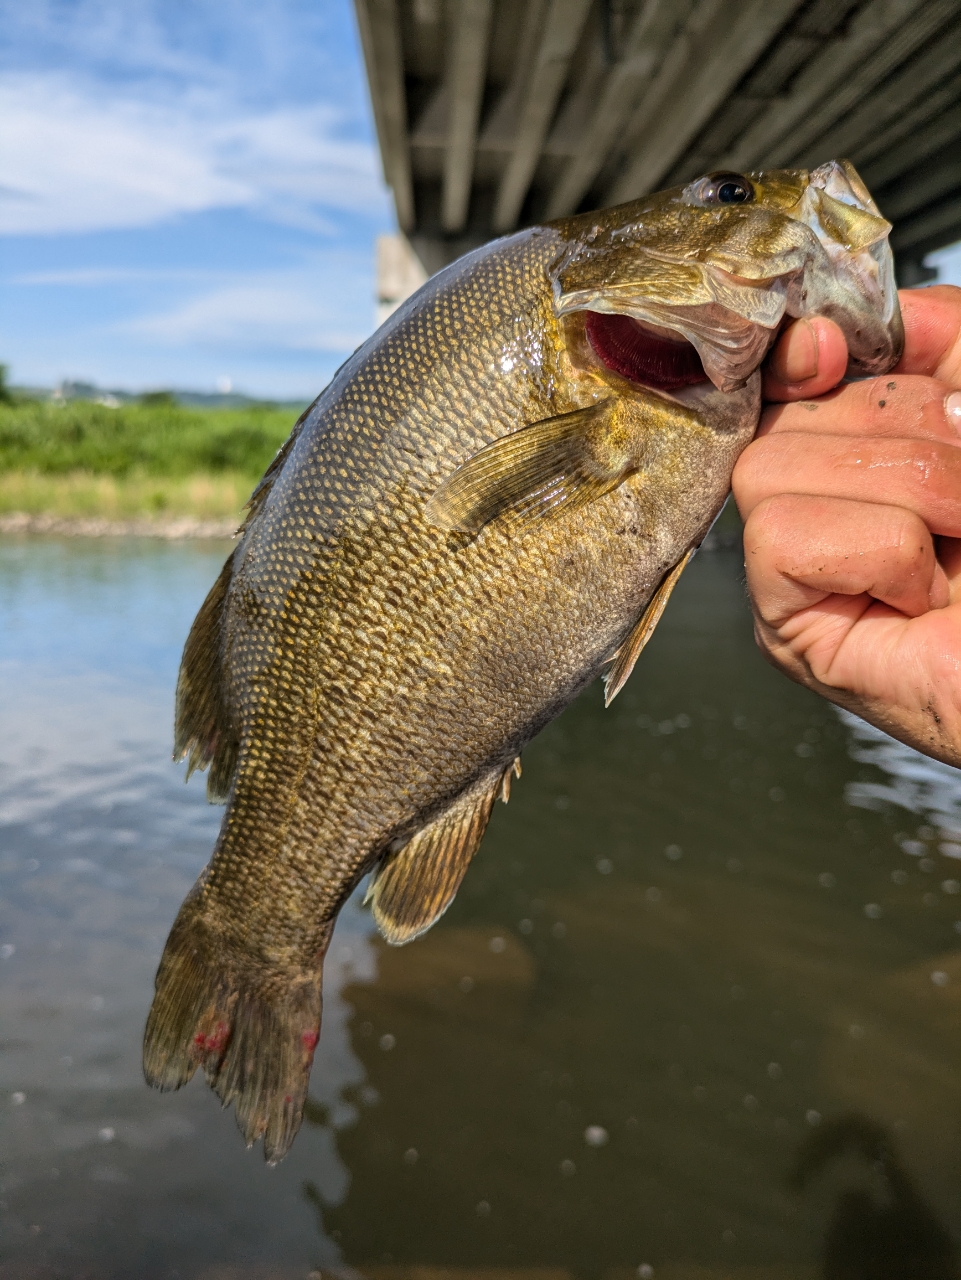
[706,172,752,204]
[691,172,755,205]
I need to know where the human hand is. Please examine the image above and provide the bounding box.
[731,286,961,765]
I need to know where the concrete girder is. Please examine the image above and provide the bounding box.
[720,0,940,173]
[355,0,415,232]
[779,0,961,168]
[442,0,494,234]
[543,0,688,219]
[604,0,805,205]
[795,26,961,171]
[492,0,594,233]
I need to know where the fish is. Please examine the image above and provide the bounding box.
[143,159,902,1161]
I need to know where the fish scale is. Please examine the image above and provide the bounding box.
[144,161,903,1161]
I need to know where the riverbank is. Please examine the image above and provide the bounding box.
[0,510,238,538]
[0,395,295,531]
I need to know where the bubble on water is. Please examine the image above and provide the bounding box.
[940,843,961,860]
[849,1024,864,1039]
[923,892,938,906]
[891,869,908,885]
[932,970,949,987]
[795,742,813,757]
[645,887,662,904]
[638,1266,654,1278]
[560,1159,576,1176]
[403,1147,418,1165]
[596,858,613,874]
[459,976,474,992]
[674,713,691,729]
[11,1092,25,1106]
[806,1109,822,1126]
[664,845,682,861]
[360,1085,380,1106]
[722,1229,736,1245]
[98,1127,115,1143]
[518,919,533,935]
[943,880,960,895]
[818,872,836,888]
[89,995,105,1011]
[554,796,570,810]
[379,1033,396,1051]
[476,1200,490,1217]
[551,921,567,939]
[658,720,675,735]
[920,858,936,873]
[0,944,15,960]
[768,787,785,802]
[864,903,882,919]
[918,826,936,840]
[743,1094,759,1112]
[489,936,506,953]
[767,1062,782,1080]
[902,840,926,857]
[584,1125,608,1147]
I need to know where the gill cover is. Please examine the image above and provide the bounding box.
[550,159,902,392]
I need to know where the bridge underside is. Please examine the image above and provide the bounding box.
[355,0,961,282]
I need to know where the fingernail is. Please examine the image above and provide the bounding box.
[772,319,819,384]
[946,391,961,436]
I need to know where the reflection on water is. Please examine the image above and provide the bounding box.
[793,1114,957,1279]
[2,535,961,1279]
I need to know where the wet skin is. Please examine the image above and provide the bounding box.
[734,284,961,766]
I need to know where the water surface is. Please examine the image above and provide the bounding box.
[3,535,961,1279]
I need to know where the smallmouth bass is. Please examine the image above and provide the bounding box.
[144,160,902,1160]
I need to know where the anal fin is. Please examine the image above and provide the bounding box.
[603,549,693,706]
[174,549,239,803]
[367,761,519,946]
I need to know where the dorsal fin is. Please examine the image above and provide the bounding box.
[367,760,520,946]
[603,549,693,706]
[174,549,240,803]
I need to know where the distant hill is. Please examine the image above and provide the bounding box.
[10,379,312,414]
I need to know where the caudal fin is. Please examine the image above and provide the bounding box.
[143,904,324,1163]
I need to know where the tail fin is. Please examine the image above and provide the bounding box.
[143,903,325,1163]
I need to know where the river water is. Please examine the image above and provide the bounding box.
[3,534,961,1280]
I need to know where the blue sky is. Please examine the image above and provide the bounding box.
[1,3,958,400]
[0,0,394,399]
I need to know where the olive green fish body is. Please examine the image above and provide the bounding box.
[145,162,902,1160]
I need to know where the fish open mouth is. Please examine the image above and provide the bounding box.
[584,311,709,392]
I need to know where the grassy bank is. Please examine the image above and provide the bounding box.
[0,397,301,520]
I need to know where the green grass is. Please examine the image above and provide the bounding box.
[0,397,299,478]
[0,397,303,520]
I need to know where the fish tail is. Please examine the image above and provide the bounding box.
[143,903,326,1163]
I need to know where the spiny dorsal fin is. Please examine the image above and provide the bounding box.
[174,549,240,802]
[425,400,633,534]
[367,761,519,946]
[603,549,693,706]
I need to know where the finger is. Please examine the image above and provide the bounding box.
[743,494,948,628]
[762,316,849,401]
[757,374,961,444]
[897,286,961,384]
[732,433,961,535]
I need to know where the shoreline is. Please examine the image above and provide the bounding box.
[0,511,239,539]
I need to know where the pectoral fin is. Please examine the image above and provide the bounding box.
[603,549,693,706]
[367,761,519,945]
[425,400,636,534]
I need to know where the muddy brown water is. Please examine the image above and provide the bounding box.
[3,535,961,1280]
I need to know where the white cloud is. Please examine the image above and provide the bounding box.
[126,269,372,353]
[0,72,389,235]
